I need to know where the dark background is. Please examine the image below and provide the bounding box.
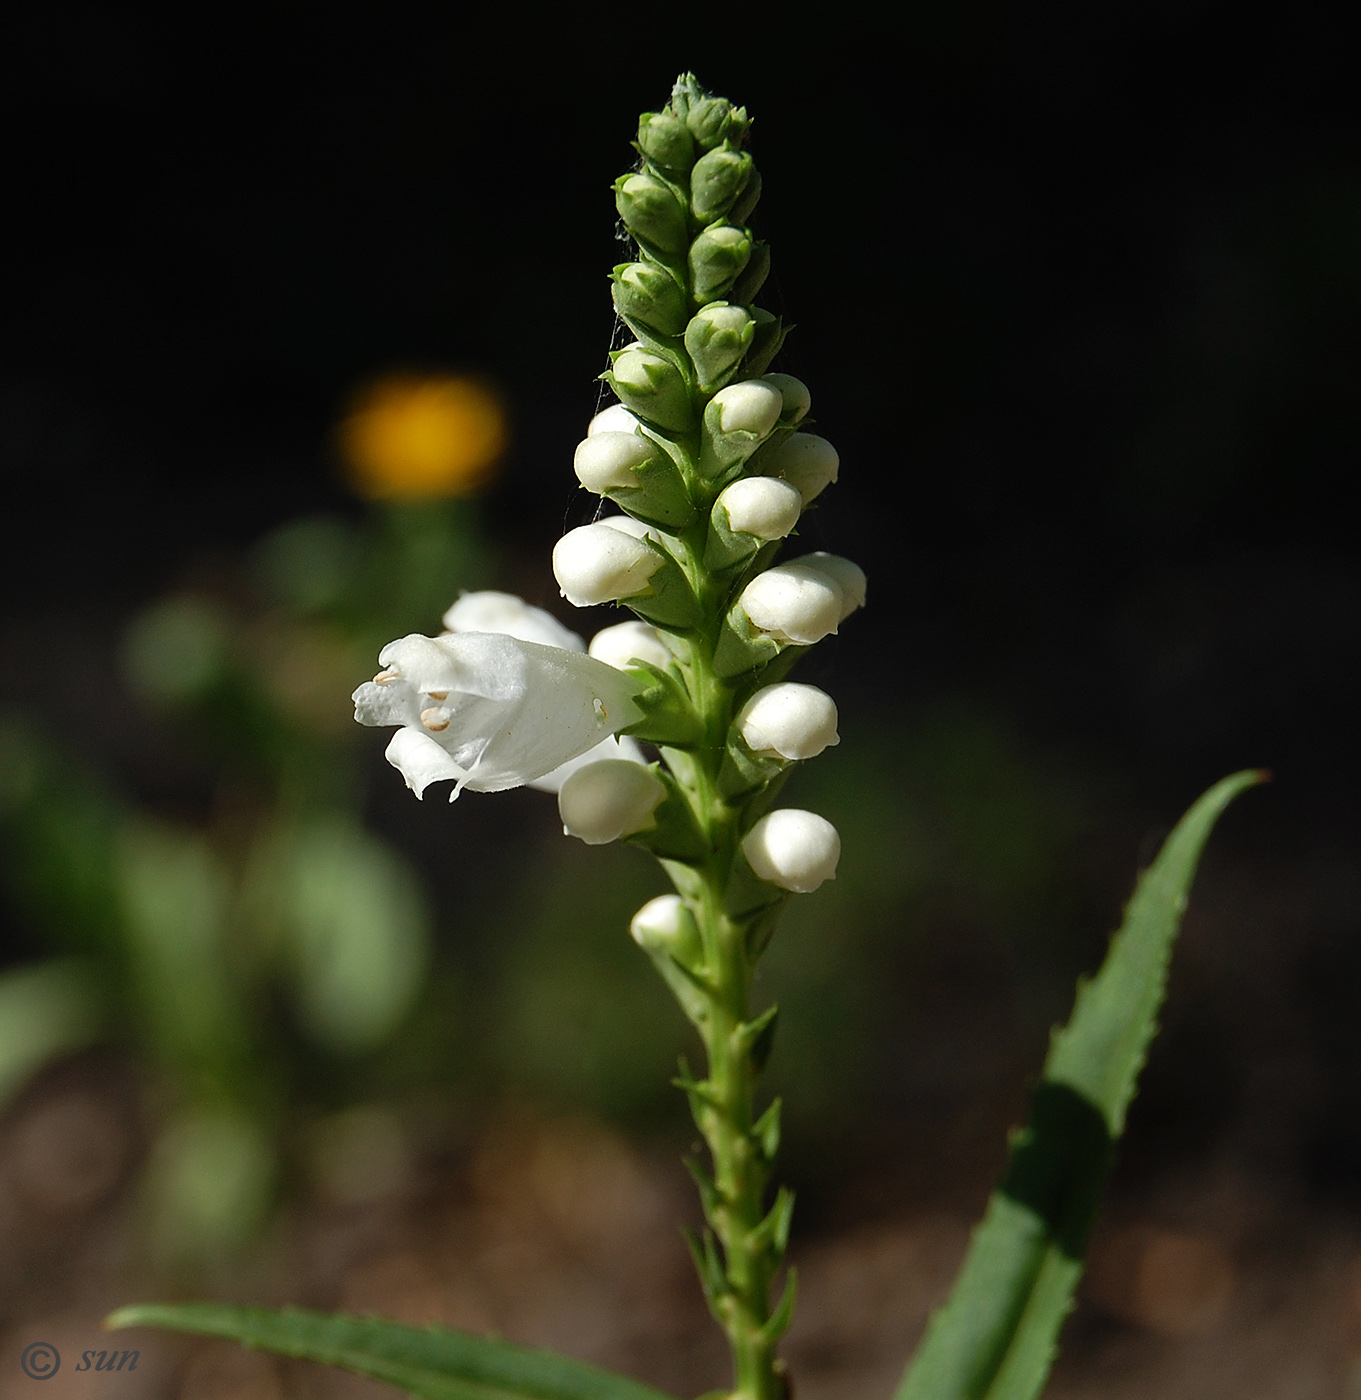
[4,0,1361,1287]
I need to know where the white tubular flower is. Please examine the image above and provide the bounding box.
[716,477,802,541]
[589,620,673,671]
[528,734,646,794]
[736,683,839,760]
[759,373,812,424]
[574,432,656,493]
[763,433,840,505]
[742,809,841,893]
[559,759,667,845]
[737,562,845,645]
[353,632,644,799]
[442,590,584,651]
[553,522,661,607]
[711,380,783,437]
[800,551,867,620]
[588,404,641,436]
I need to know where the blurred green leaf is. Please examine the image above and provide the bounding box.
[114,819,247,1080]
[106,1303,678,1400]
[0,959,103,1108]
[276,820,430,1056]
[895,769,1263,1400]
[122,595,233,701]
[141,1108,276,1261]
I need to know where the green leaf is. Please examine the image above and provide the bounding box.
[106,1303,677,1400]
[895,770,1263,1400]
[0,959,102,1108]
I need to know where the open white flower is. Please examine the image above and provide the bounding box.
[353,632,645,799]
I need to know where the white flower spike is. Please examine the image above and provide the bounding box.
[742,808,841,893]
[353,632,644,798]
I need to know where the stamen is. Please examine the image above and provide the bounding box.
[426,690,449,701]
[420,707,451,732]
[373,669,401,685]
[593,698,607,720]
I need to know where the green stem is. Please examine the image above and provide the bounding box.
[669,622,783,1400]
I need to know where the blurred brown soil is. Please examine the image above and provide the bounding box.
[3,1064,1361,1400]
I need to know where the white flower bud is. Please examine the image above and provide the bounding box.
[589,620,673,671]
[597,514,657,540]
[716,477,802,541]
[559,760,666,845]
[737,563,844,645]
[588,404,641,437]
[742,809,841,893]
[629,893,691,951]
[711,380,783,437]
[759,374,812,424]
[763,433,839,504]
[573,432,656,493]
[442,590,584,651]
[799,552,867,620]
[553,524,661,607]
[736,683,839,760]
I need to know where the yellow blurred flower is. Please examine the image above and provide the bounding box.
[340,374,507,500]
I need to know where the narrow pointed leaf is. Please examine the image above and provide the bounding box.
[106,1303,677,1400]
[895,770,1263,1400]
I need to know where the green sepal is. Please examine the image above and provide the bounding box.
[729,167,763,225]
[697,397,776,480]
[683,1155,723,1228]
[691,146,754,224]
[682,1226,733,1322]
[627,771,709,864]
[713,606,787,679]
[637,111,695,171]
[740,309,788,379]
[717,739,784,802]
[703,491,768,574]
[620,664,706,747]
[690,225,754,305]
[600,455,697,531]
[613,173,688,255]
[611,261,689,339]
[687,95,747,151]
[757,1268,797,1345]
[749,1184,795,1257]
[729,240,771,305]
[723,845,787,920]
[685,304,756,394]
[743,900,787,960]
[736,1004,779,1074]
[603,347,693,435]
[624,551,702,631]
[752,1097,782,1165]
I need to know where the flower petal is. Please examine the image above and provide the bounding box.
[385,727,471,799]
